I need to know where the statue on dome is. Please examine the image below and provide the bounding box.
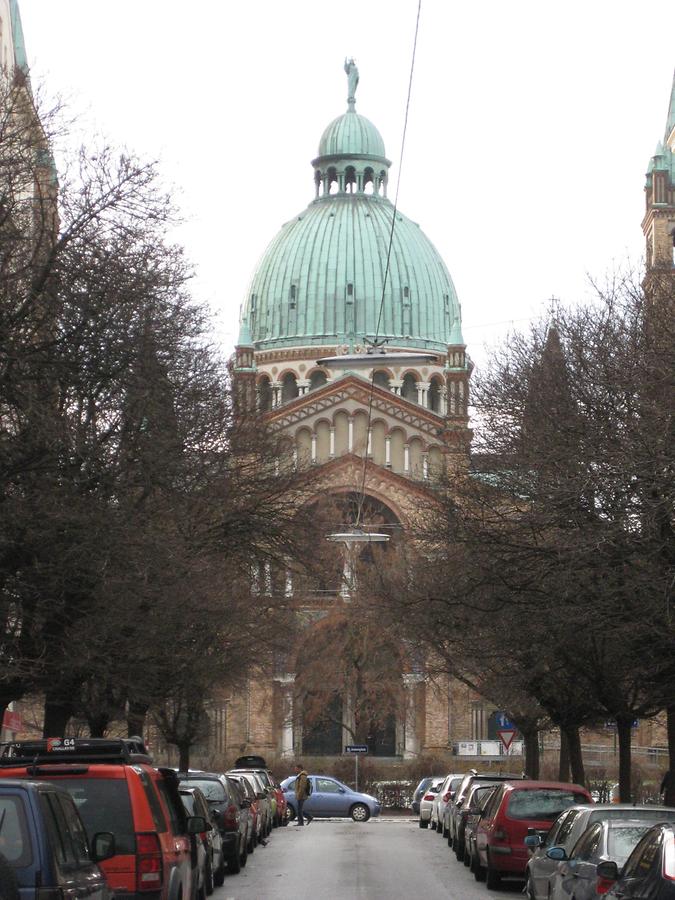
[344,57,359,109]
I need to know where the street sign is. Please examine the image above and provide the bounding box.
[494,712,516,730]
[497,729,517,751]
[345,745,368,753]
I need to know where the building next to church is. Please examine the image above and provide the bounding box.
[227,60,482,762]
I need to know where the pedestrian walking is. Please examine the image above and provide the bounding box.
[294,763,312,826]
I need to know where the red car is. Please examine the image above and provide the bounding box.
[0,738,206,900]
[474,779,592,889]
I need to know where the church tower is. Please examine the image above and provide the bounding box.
[229,61,473,760]
[642,70,675,272]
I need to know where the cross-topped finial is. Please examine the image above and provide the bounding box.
[344,57,359,111]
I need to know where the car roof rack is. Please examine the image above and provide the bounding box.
[0,737,153,767]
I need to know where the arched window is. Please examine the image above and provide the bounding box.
[373,370,390,391]
[401,373,417,403]
[281,372,299,404]
[428,378,442,413]
[345,166,356,194]
[309,370,328,391]
[258,376,272,412]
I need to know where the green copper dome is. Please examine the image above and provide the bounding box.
[318,111,386,159]
[241,60,463,353]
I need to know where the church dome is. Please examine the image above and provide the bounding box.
[241,61,462,353]
[318,111,386,159]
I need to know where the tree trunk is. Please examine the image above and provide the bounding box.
[616,716,633,802]
[523,727,540,779]
[664,705,675,807]
[87,714,109,738]
[42,691,74,737]
[178,742,190,772]
[561,724,585,785]
[127,700,148,739]
[558,728,571,781]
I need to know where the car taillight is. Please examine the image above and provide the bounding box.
[136,832,163,892]
[596,875,616,895]
[443,791,452,802]
[493,827,507,841]
[222,803,240,830]
[423,793,435,801]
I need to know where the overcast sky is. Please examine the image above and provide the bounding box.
[19,0,675,368]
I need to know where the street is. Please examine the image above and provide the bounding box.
[213,817,524,899]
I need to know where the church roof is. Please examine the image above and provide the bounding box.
[647,69,675,184]
[241,61,462,353]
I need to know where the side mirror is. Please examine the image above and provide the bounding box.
[596,860,619,881]
[240,798,251,809]
[92,832,116,862]
[338,788,346,794]
[186,816,207,835]
[546,847,567,861]
[257,792,266,800]
[448,791,456,801]
[524,834,541,849]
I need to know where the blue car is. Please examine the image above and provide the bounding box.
[0,778,115,899]
[279,775,381,822]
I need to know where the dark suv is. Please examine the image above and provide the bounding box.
[178,772,250,874]
[0,738,206,900]
[0,778,115,899]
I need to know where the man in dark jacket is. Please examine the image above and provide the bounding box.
[294,763,312,826]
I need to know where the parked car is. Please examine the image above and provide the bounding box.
[0,738,205,900]
[179,785,226,893]
[228,767,276,835]
[412,776,438,816]
[547,818,659,900]
[430,773,463,836]
[177,771,249,874]
[228,769,274,837]
[446,771,522,850]
[474,780,592,889]
[231,756,287,826]
[418,777,444,829]
[598,822,675,898]
[227,773,261,852]
[279,775,381,821]
[464,784,498,873]
[456,782,497,863]
[0,778,115,900]
[525,804,675,900]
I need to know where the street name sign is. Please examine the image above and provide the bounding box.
[345,745,369,753]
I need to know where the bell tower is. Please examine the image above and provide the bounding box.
[642,70,675,273]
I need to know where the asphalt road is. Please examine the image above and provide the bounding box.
[213,817,525,899]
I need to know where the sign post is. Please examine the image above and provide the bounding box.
[345,744,368,791]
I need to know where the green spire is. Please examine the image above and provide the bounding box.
[448,311,464,346]
[237,316,253,347]
[666,68,675,144]
[9,1,29,76]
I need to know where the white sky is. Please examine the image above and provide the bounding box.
[19,0,675,369]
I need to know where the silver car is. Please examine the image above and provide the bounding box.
[525,804,675,900]
[418,777,443,828]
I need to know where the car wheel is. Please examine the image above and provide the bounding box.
[485,853,501,890]
[204,856,214,896]
[239,838,248,868]
[525,873,536,900]
[247,829,255,855]
[455,840,464,862]
[213,852,226,888]
[227,848,241,875]
[463,844,471,867]
[473,851,486,882]
[350,803,370,822]
[430,819,437,831]
[287,804,296,821]
[419,818,429,829]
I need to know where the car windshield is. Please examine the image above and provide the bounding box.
[181,779,226,802]
[44,778,135,853]
[180,792,196,815]
[507,789,589,821]
[608,825,651,865]
[0,796,32,867]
